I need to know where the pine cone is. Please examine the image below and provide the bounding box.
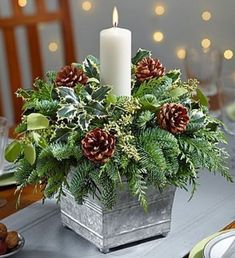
[81,128,116,163]
[55,65,88,87]
[136,57,165,82]
[157,103,189,134]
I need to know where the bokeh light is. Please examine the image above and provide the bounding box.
[153,31,164,42]
[48,42,59,52]
[18,0,27,7]
[155,5,165,16]
[224,49,233,60]
[82,1,92,11]
[202,11,212,21]
[176,48,186,60]
[201,38,211,49]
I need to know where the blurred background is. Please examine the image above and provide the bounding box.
[0,0,235,125]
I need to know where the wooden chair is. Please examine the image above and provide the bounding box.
[0,0,76,124]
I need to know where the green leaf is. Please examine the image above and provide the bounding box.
[91,85,112,101]
[5,141,22,162]
[57,105,78,121]
[165,70,181,83]
[106,94,117,104]
[139,94,160,111]
[84,100,107,117]
[169,87,188,98]
[27,113,49,130]
[83,55,100,79]
[77,112,92,130]
[132,48,151,65]
[24,144,36,165]
[187,110,206,132]
[196,88,209,107]
[56,87,78,104]
[87,78,100,84]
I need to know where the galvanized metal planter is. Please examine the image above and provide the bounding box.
[60,179,176,253]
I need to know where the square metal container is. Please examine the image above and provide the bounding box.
[60,179,176,253]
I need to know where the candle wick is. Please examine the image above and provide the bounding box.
[113,22,118,28]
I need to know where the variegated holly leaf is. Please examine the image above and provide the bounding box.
[83,55,100,80]
[166,70,181,83]
[56,87,79,104]
[132,48,151,65]
[84,100,107,118]
[91,85,112,102]
[77,112,93,131]
[57,104,78,121]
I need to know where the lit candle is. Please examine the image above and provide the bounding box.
[100,7,132,97]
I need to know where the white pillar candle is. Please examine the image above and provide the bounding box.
[100,7,132,97]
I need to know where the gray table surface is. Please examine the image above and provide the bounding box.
[2,142,235,258]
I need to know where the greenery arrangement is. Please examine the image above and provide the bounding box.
[5,49,232,211]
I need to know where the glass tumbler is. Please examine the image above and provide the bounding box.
[185,48,223,114]
[0,116,8,207]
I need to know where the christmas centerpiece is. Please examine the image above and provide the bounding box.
[4,7,232,253]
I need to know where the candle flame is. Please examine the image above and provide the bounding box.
[113,6,118,27]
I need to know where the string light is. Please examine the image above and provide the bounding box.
[201,38,211,49]
[18,0,27,7]
[82,1,92,11]
[153,31,164,42]
[224,49,233,60]
[155,5,165,16]
[176,48,186,60]
[201,11,212,21]
[48,42,58,52]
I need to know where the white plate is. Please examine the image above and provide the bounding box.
[204,230,235,258]
[0,233,25,258]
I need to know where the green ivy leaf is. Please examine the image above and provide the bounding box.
[27,113,49,130]
[5,141,22,162]
[24,144,36,165]
[132,48,151,65]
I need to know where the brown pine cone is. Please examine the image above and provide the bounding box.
[157,103,189,134]
[55,65,88,87]
[81,128,116,163]
[136,57,165,82]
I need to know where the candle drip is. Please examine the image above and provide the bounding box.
[113,6,118,27]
